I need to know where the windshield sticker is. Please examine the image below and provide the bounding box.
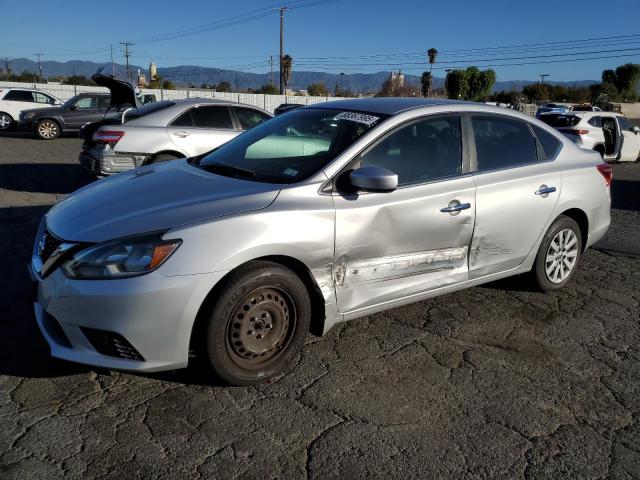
[283,168,299,177]
[334,112,380,126]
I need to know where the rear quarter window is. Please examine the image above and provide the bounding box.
[532,125,562,159]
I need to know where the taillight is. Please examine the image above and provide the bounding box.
[596,163,613,187]
[93,130,124,144]
[567,129,590,135]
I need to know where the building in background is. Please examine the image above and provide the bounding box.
[149,61,157,80]
[137,69,146,87]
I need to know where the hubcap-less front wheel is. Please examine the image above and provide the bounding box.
[226,287,296,369]
[37,121,59,139]
[545,228,579,283]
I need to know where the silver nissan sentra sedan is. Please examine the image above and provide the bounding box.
[30,98,611,385]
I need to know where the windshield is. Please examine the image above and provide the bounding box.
[197,108,387,183]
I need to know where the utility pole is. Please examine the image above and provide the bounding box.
[1,57,10,77]
[539,74,549,84]
[235,70,238,92]
[120,42,133,81]
[279,7,287,94]
[34,53,43,82]
[110,45,115,75]
[269,55,274,86]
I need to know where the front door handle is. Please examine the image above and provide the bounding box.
[173,131,190,138]
[535,185,556,196]
[440,202,471,213]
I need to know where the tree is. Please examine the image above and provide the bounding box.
[148,74,163,89]
[602,69,617,85]
[522,83,549,102]
[62,75,95,86]
[420,71,432,97]
[445,69,469,100]
[161,80,175,90]
[426,48,438,95]
[613,63,640,100]
[281,55,293,92]
[216,81,232,92]
[307,83,329,96]
[254,83,279,94]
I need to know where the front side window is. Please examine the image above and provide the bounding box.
[197,108,387,183]
[191,106,233,129]
[358,116,463,186]
[472,115,538,171]
[4,90,35,102]
[234,107,270,130]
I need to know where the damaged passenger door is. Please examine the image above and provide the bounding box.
[332,115,475,313]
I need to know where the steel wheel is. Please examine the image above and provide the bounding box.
[225,287,296,369]
[37,120,59,139]
[544,228,579,284]
[0,113,12,130]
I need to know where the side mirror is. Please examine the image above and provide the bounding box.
[632,126,640,135]
[349,165,398,192]
[68,105,77,111]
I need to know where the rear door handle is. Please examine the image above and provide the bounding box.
[440,202,471,213]
[535,185,556,196]
[173,131,190,138]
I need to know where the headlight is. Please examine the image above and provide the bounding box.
[62,234,181,280]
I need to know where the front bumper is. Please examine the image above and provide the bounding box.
[29,260,226,372]
[79,146,148,176]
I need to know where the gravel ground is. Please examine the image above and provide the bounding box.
[0,131,639,479]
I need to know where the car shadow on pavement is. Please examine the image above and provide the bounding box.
[0,205,90,378]
[0,130,35,139]
[0,163,95,194]
[611,178,640,212]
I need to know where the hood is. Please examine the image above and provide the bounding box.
[46,160,284,242]
[92,72,142,109]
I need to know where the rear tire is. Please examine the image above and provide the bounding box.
[199,261,311,386]
[0,112,13,131]
[532,216,583,292]
[35,119,60,140]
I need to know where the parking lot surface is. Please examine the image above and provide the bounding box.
[1,131,639,479]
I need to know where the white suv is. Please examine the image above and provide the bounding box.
[0,88,62,130]
[540,111,640,162]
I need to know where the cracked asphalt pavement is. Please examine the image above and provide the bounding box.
[1,131,639,479]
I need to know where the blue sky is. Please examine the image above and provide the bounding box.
[2,0,639,81]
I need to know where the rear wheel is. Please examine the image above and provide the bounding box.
[0,112,13,131]
[532,216,582,291]
[200,261,310,385]
[35,119,60,140]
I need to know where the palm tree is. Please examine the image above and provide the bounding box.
[427,48,438,95]
[281,54,293,93]
[421,71,432,97]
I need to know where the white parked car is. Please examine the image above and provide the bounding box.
[0,88,62,130]
[539,111,640,162]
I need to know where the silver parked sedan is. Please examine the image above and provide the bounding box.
[79,98,272,176]
[31,98,611,385]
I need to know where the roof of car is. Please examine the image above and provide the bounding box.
[305,97,471,115]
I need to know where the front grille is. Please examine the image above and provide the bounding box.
[81,327,145,361]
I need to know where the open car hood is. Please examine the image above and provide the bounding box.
[92,71,142,109]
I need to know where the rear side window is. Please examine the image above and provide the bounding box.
[234,107,270,130]
[588,116,602,128]
[472,115,538,171]
[4,90,35,102]
[532,125,561,159]
[97,96,111,109]
[191,106,233,129]
[171,110,194,127]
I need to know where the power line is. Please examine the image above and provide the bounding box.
[120,42,133,80]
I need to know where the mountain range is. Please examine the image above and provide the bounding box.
[4,58,599,93]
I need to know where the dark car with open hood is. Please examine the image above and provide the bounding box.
[19,72,141,140]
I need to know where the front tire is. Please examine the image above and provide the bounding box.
[201,261,311,385]
[532,216,582,291]
[0,112,13,131]
[35,119,60,140]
